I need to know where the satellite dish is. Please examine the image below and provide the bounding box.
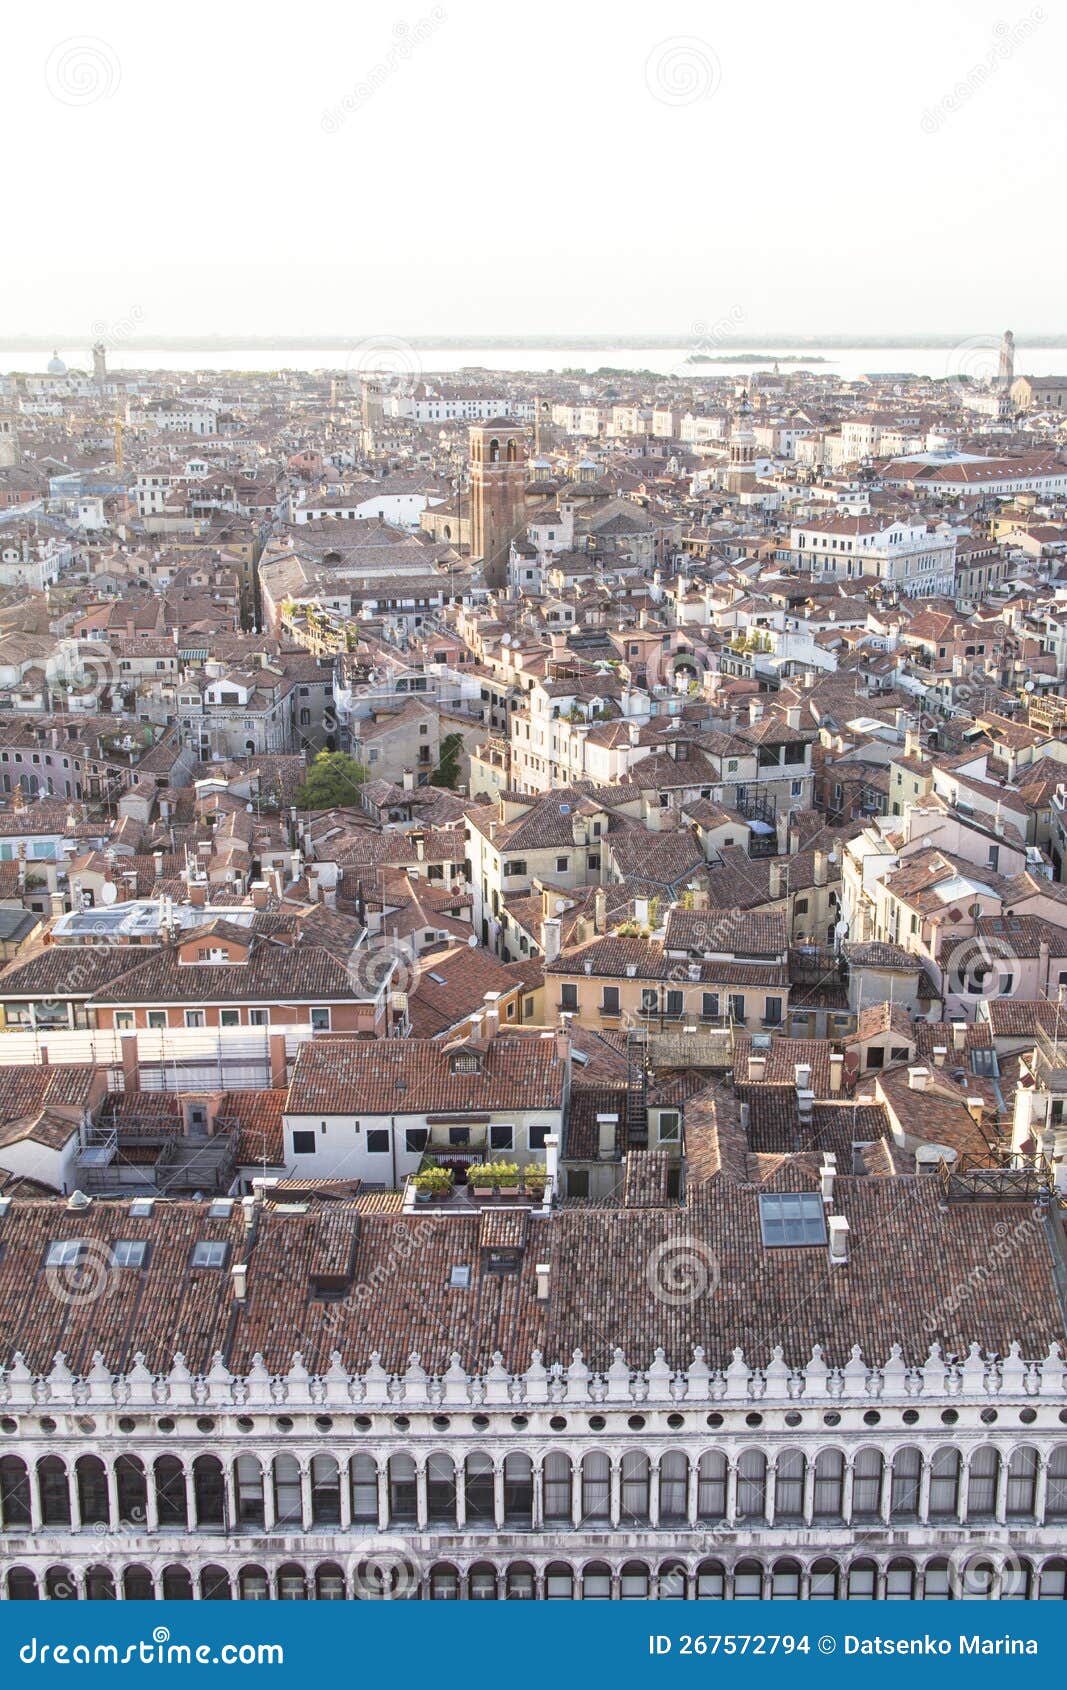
[1024,681,1035,693]
[100,881,118,905]
[467,932,479,948]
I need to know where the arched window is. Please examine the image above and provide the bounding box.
[193,1455,225,1527]
[889,1447,921,1520]
[505,1562,535,1601]
[7,1568,38,1601]
[967,1446,999,1518]
[315,1563,345,1601]
[506,439,518,463]
[1006,1447,1038,1519]
[200,1566,230,1600]
[886,1559,916,1600]
[310,1455,341,1525]
[771,1559,800,1599]
[238,1565,269,1601]
[658,1561,687,1599]
[388,1454,417,1523]
[923,1559,950,1599]
[582,1561,611,1600]
[733,1559,763,1599]
[813,1449,844,1520]
[154,1456,187,1527]
[235,1455,264,1527]
[620,1561,649,1600]
[1039,1558,1067,1600]
[695,1559,725,1599]
[544,1562,573,1600]
[45,1567,77,1600]
[123,1566,153,1601]
[1002,1560,1032,1600]
[809,1558,839,1600]
[736,1450,766,1520]
[273,1455,302,1526]
[1047,1449,1067,1521]
[774,1449,804,1520]
[542,1452,572,1524]
[852,1448,882,1519]
[84,1566,115,1601]
[426,1454,456,1524]
[929,1447,960,1519]
[464,1453,494,1523]
[503,1453,532,1525]
[76,1456,109,1526]
[489,440,500,464]
[0,1457,31,1528]
[428,1563,459,1601]
[620,1452,650,1524]
[38,1457,71,1527]
[581,1452,610,1522]
[350,1454,378,1524]
[469,1562,498,1600]
[847,1559,876,1600]
[659,1452,688,1523]
[697,1451,727,1520]
[277,1564,307,1601]
[161,1566,192,1600]
[116,1456,147,1528]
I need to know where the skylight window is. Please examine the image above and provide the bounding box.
[448,1264,471,1289]
[758,1192,827,1248]
[208,1198,234,1219]
[112,1240,148,1268]
[44,1240,83,1268]
[190,1241,229,1269]
[129,1198,155,1217]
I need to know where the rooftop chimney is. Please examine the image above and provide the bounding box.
[540,917,561,964]
[769,861,786,900]
[951,1020,967,1052]
[932,1045,947,1067]
[543,1132,560,1197]
[908,1066,930,1091]
[828,1214,850,1264]
[594,886,607,935]
[829,1052,843,1093]
[813,850,828,887]
[482,990,501,1040]
[536,1263,551,1300]
[231,1262,248,1302]
[966,1096,985,1128]
[748,1053,767,1083]
[820,1154,837,1205]
[794,1062,812,1091]
[785,705,801,731]
[596,1112,618,1160]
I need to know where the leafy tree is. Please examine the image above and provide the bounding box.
[431,732,464,790]
[294,750,368,810]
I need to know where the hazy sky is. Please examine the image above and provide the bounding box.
[4,0,1063,339]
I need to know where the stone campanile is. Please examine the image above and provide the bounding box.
[469,418,527,589]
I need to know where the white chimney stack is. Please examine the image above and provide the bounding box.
[820,1154,837,1205]
[231,1263,248,1301]
[536,1262,551,1300]
[828,1052,844,1093]
[908,1066,930,1091]
[828,1215,850,1264]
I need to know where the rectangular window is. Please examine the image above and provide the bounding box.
[112,1240,148,1268]
[758,1191,827,1247]
[405,1128,428,1155]
[560,983,578,1011]
[292,1131,316,1155]
[310,1007,331,1032]
[184,1010,206,1029]
[601,986,620,1015]
[114,1012,135,1031]
[702,991,720,1020]
[490,1124,513,1150]
[190,1241,229,1268]
[665,989,683,1018]
[658,1111,681,1143]
[219,1008,240,1028]
[366,1129,389,1153]
[555,856,568,873]
[248,1008,269,1026]
[529,1124,549,1150]
[764,996,783,1026]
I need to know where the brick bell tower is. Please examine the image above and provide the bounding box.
[468,418,528,589]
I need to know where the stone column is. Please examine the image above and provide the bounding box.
[648,1458,660,1529]
[184,1467,197,1530]
[493,1463,505,1530]
[262,1467,276,1533]
[609,1458,621,1529]
[105,1464,119,1532]
[917,1457,931,1525]
[338,1463,351,1531]
[377,1464,390,1532]
[299,1462,313,1532]
[686,1461,698,1527]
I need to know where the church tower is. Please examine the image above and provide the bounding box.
[999,329,1015,388]
[0,411,20,469]
[469,419,528,589]
[93,342,108,387]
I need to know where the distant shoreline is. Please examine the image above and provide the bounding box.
[686,353,831,365]
[1,333,1064,352]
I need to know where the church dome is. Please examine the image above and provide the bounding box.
[47,350,68,376]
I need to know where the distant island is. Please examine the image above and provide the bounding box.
[686,353,831,365]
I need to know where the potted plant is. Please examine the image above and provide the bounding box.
[522,1164,548,1199]
[495,1162,520,1199]
[412,1167,452,1203]
[466,1163,497,1200]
